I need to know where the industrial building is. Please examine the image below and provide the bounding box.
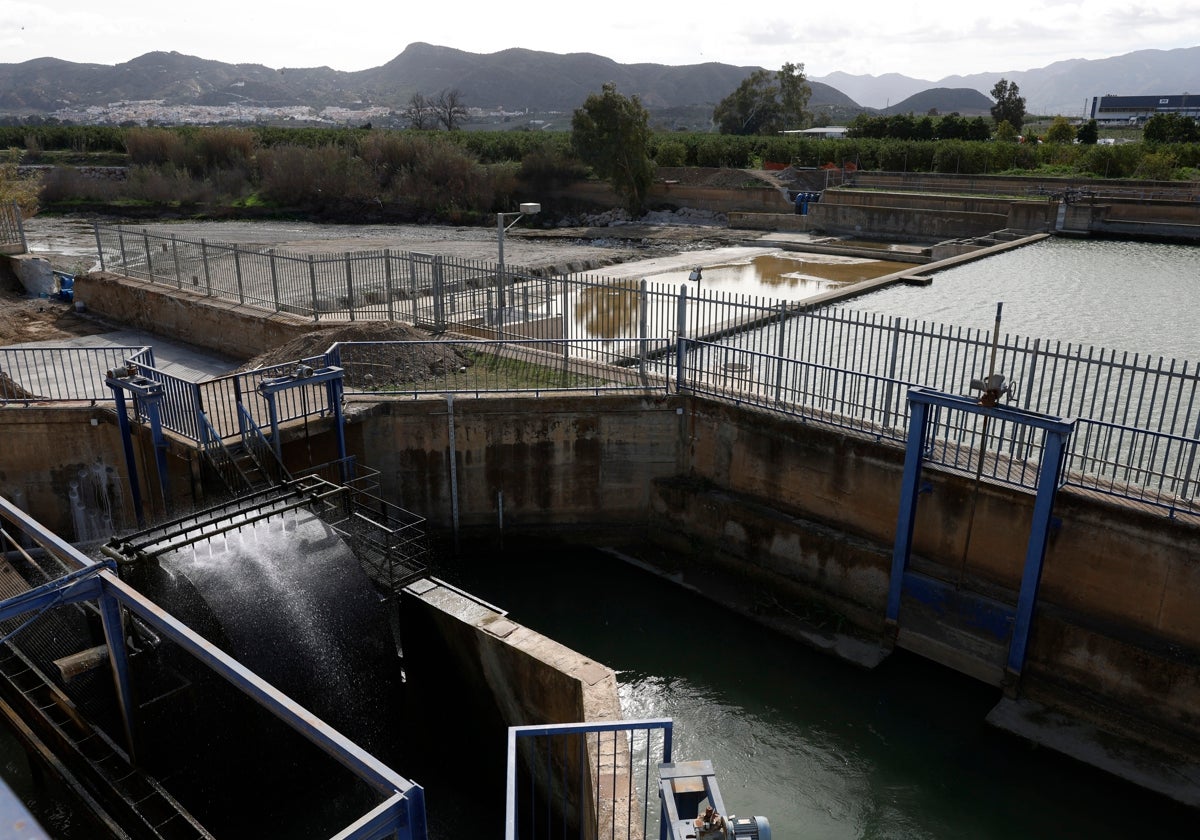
[1088,93,1200,124]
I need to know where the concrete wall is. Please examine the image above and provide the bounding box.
[0,405,202,536]
[352,394,1200,755]
[352,394,681,529]
[74,272,315,360]
[0,406,140,536]
[548,180,792,214]
[808,202,1010,240]
[399,578,625,835]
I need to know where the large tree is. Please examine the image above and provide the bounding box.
[1143,112,1200,143]
[400,93,437,130]
[713,63,812,135]
[434,89,469,131]
[990,78,1026,132]
[571,83,655,216]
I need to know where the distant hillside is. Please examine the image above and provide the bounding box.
[3,43,1196,124]
[883,88,993,116]
[814,46,1200,115]
[0,44,858,117]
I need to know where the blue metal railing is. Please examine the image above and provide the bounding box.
[506,719,673,840]
[0,494,427,839]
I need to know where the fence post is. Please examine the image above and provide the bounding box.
[171,235,183,290]
[93,222,106,273]
[142,229,153,282]
[201,239,212,296]
[308,255,319,322]
[118,229,128,273]
[344,252,355,321]
[639,279,649,385]
[882,318,902,430]
[384,248,395,322]
[773,301,787,406]
[269,249,281,312]
[407,253,419,324]
[675,285,689,392]
[233,245,245,305]
[561,274,569,366]
[432,256,446,332]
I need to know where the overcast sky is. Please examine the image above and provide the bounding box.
[2,0,1197,81]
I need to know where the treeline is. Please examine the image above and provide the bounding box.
[7,125,1199,221]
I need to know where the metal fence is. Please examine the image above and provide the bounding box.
[94,224,524,325]
[75,225,1200,513]
[125,353,336,444]
[506,719,673,840]
[0,345,153,403]
[330,339,667,399]
[678,336,1200,514]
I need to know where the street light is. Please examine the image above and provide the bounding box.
[496,202,540,312]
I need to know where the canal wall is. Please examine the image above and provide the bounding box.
[72,272,313,360]
[5,384,1200,796]
[352,393,1200,777]
[0,406,144,538]
[399,577,626,836]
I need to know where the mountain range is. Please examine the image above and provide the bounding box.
[2,42,1197,123]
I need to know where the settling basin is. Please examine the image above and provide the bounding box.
[445,536,1197,840]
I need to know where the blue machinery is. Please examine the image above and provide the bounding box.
[886,387,1076,686]
[0,494,428,839]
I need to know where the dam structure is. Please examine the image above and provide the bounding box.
[1,206,1199,832]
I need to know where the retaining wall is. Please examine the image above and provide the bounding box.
[399,578,624,835]
[353,393,1200,761]
[74,272,315,360]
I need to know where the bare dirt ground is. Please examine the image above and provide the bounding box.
[1,210,762,347]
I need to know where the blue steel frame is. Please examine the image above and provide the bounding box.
[886,388,1076,686]
[257,364,348,478]
[106,369,172,526]
[0,496,428,840]
[505,718,674,840]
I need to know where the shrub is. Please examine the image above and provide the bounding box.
[654,140,687,167]
[518,143,589,189]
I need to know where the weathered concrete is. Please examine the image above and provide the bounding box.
[6,253,57,296]
[350,394,680,529]
[2,407,131,536]
[73,272,315,360]
[345,392,1200,790]
[399,577,626,835]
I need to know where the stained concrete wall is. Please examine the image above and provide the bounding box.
[399,578,626,835]
[0,406,192,537]
[351,394,680,529]
[352,394,1200,757]
[73,272,314,360]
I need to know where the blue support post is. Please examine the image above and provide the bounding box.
[328,373,348,483]
[140,391,172,517]
[265,390,282,461]
[886,396,928,628]
[97,590,138,763]
[1006,425,1069,682]
[108,386,146,527]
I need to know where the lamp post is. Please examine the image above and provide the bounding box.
[496,202,540,312]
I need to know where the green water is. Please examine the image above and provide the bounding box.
[444,536,1196,839]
